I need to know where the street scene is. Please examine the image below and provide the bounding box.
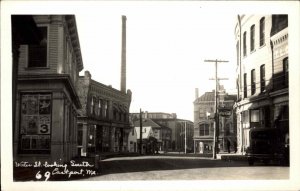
[85,155,289,181]
[2,1,300,191]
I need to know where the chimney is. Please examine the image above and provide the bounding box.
[120,15,127,93]
[195,88,199,99]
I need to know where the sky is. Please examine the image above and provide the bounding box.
[75,4,237,121]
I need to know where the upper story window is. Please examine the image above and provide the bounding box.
[251,69,256,95]
[90,97,94,115]
[199,123,209,136]
[28,26,48,68]
[250,25,255,51]
[271,15,288,36]
[259,17,265,46]
[243,31,247,57]
[243,73,247,98]
[260,64,266,92]
[98,99,102,117]
[283,57,289,86]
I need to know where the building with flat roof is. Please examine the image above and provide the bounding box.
[234,15,288,154]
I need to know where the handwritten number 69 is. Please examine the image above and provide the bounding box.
[36,171,51,181]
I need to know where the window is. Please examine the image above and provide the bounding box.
[250,109,260,128]
[20,93,51,154]
[77,124,83,145]
[90,97,94,115]
[243,73,247,97]
[251,69,256,95]
[260,65,265,92]
[243,31,247,56]
[28,26,48,67]
[199,123,209,136]
[250,110,260,122]
[283,57,288,86]
[271,15,288,36]
[250,25,255,51]
[98,99,102,117]
[260,17,265,46]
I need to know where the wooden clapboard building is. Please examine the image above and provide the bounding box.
[12,15,83,163]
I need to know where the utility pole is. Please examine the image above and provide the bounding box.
[204,59,229,159]
[139,108,143,155]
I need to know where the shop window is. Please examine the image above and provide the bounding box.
[28,26,48,68]
[250,109,260,128]
[260,17,265,46]
[19,93,51,154]
[77,124,83,146]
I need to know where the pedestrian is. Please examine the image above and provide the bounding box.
[227,139,231,153]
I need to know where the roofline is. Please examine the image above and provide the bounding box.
[65,15,83,72]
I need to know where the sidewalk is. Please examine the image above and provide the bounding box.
[216,152,247,161]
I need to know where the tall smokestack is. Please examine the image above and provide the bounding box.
[121,15,127,93]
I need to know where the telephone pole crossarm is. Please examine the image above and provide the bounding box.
[204,59,229,159]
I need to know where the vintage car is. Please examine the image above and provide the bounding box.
[245,127,289,166]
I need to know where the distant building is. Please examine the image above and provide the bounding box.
[132,118,171,152]
[131,112,193,152]
[77,71,132,156]
[12,15,83,162]
[235,15,288,154]
[128,126,157,154]
[193,87,236,153]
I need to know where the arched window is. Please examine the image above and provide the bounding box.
[260,17,265,46]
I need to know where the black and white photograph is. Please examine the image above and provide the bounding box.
[1,1,300,191]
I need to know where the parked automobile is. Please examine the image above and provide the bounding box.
[245,127,289,166]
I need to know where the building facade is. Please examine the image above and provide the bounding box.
[77,71,132,156]
[12,15,83,163]
[132,118,171,152]
[131,112,193,152]
[234,15,288,154]
[193,88,237,154]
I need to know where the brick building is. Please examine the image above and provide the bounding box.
[234,15,289,154]
[76,16,132,156]
[12,15,83,163]
[193,87,236,153]
[77,71,132,156]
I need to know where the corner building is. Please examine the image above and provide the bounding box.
[193,88,236,153]
[77,71,132,156]
[235,15,288,154]
[12,15,83,163]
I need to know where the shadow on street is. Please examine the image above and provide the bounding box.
[97,156,250,176]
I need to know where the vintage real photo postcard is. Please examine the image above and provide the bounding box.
[1,1,300,191]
